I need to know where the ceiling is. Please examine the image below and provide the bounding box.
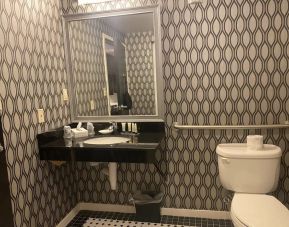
[102,13,154,34]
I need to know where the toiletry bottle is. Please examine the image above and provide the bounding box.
[63,126,72,139]
[121,123,126,132]
[87,122,95,136]
[134,123,138,133]
[128,123,132,132]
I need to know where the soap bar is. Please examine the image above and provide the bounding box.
[71,128,88,138]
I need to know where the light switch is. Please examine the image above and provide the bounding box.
[90,100,95,110]
[37,109,45,123]
[63,89,69,101]
[103,88,107,97]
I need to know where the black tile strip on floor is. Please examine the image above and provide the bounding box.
[67,210,234,227]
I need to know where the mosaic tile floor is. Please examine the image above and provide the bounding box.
[67,211,234,227]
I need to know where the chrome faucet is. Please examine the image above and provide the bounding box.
[109,121,118,132]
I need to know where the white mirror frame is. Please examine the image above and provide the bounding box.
[63,5,164,122]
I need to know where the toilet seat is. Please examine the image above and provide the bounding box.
[231,193,289,227]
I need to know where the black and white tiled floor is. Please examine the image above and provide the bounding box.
[67,211,234,227]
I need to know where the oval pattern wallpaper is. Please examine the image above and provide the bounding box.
[0,0,288,226]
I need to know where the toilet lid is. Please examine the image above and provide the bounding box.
[231,193,289,227]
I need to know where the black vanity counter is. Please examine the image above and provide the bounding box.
[37,122,165,163]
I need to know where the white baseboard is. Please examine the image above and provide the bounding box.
[78,202,136,213]
[56,204,81,227]
[56,203,231,227]
[161,208,230,219]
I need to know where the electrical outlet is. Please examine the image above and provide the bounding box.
[63,89,69,101]
[90,100,95,110]
[37,109,45,123]
[103,88,107,97]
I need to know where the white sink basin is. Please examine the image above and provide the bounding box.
[84,136,130,145]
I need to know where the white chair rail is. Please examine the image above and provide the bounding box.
[173,122,289,130]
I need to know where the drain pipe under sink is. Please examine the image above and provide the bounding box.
[98,162,117,190]
[108,162,117,190]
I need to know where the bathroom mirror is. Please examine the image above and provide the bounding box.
[63,5,164,122]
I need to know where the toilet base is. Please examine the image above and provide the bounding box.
[230,210,247,227]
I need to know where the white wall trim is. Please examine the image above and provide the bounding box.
[56,203,231,226]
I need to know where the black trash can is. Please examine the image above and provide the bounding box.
[130,191,164,223]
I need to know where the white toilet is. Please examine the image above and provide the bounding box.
[217,143,289,227]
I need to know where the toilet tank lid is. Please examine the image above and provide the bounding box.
[216,143,281,159]
[231,193,289,227]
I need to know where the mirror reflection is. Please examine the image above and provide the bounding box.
[68,13,157,116]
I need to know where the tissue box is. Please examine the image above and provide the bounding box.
[71,128,88,138]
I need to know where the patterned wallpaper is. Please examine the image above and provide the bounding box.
[0,0,288,226]
[62,0,289,211]
[0,0,77,226]
[125,31,156,115]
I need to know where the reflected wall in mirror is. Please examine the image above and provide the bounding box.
[67,12,157,117]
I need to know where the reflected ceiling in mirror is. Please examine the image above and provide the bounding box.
[67,12,157,117]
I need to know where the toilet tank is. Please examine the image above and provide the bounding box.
[217,143,282,193]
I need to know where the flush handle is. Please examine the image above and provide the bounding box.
[221,157,230,164]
